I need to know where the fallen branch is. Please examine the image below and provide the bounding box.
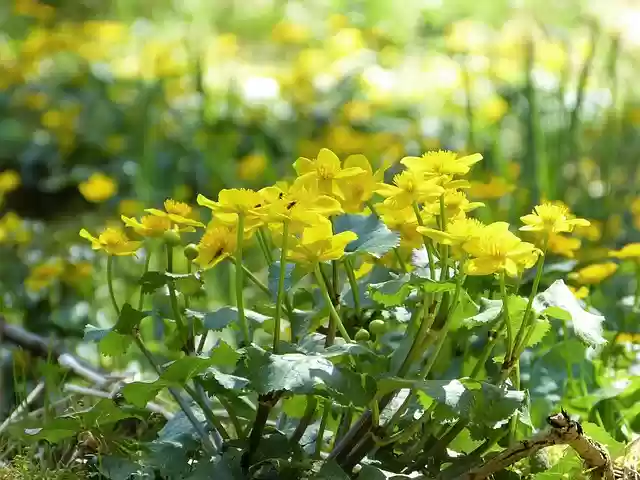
[445,410,617,480]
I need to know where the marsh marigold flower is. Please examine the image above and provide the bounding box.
[0,212,30,244]
[197,189,264,232]
[146,198,203,228]
[238,153,268,181]
[337,154,386,213]
[79,227,141,256]
[376,170,444,209]
[418,217,485,258]
[293,148,365,200]
[463,222,541,277]
[568,285,589,300]
[609,243,640,261]
[401,150,482,178]
[378,204,432,249]
[520,202,590,235]
[288,221,357,266]
[121,215,174,237]
[78,172,117,203]
[259,180,342,231]
[569,262,618,285]
[423,189,484,218]
[0,170,20,194]
[468,177,515,199]
[25,259,64,292]
[547,233,581,259]
[194,223,237,269]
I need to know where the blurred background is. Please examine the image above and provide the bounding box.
[2,0,640,444]
[2,0,640,228]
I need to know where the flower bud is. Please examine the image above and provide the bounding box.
[163,229,181,246]
[184,243,199,261]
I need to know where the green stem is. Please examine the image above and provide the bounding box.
[419,273,466,379]
[290,396,317,446]
[315,399,331,458]
[229,256,270,296]
[107,256,120,316]
[314,264,352,343]
[439,195,449,281]
[235,212,250,346]
[512,242,547,356]
[273,221,289,352]
[133,334,219,453]
[499,272,513,363]
[343,257,362,318]
[413,201,437,280]
[258,227,274,264]
[470,332,500,378]
[137,250,152,310]
[166,244,188,350]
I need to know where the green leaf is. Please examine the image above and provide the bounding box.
[463,298,503,328]
[542,306,572,322]
[145,410,207,479]
[377,377,524,428]
[201,367,249,394]
[420,280,457,293]
[97,456,154,480]
[268,261,294,302]
[210,340,241,367]
[369,275,414,307]
[238,346,376,406]
[356,465,417,479]
[112,303,149,335]
[312,460,351,479]
[186,307,237,331]
[333,213,400,258]
[139,271,168,294]
[122,357,214,407]
[534,280,607,348]
[526,317,551,347]
[84,326,131,357]
[17,418,80,443]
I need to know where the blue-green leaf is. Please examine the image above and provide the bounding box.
[333,213,400,258]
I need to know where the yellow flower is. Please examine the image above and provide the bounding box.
[194,223,237,269]
[569,262,618,285]
[418,217,485,258]
[468,177,515,199]
[288,221,358,266]
[78,172,117,203]
[0,170,21,194]
[118,198,144,217]
[568,285,589,300]
[337,154,386,213]
[423,190,484,218]
[375,170,444,209]
[378,203,433,249]
[146,199,204,228]
[197,189,264,232]
[463,222,541,277]
[238,153,268,181]
[259,180,342,231]
[520,202,590,235]
[547,234,581,259]
[400,150,483,178]
[0,212,31,244]
[573,220,602,242]
[293,148,366,200]
[121,215,174,237]
[631,197,640,217]
[25,259,65,292]
[609,243,640,261]
[62,261,93,286]
[79,227,141,256]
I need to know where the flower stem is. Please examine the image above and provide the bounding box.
[137,250,152,310]
[439,195,449,281]
[315,399,331,458]
[273,221,289,353]
[235,212,250,346]
[314,264,351,344]
[413,201,437,280]
[499,272,513,362]
[133,334,219,454]
[512,242,547,357]
[107,255,120,316]
[343,257,362,318]
[166,244,188,350]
